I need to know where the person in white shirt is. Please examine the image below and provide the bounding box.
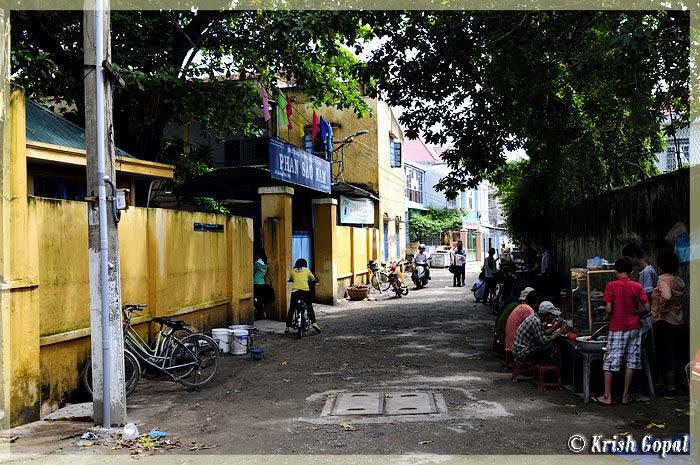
[483,247,498,299]
[452,241,467,287]
[414,244,431,281]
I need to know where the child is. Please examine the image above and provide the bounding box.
[285,258,321,334]
[592,257,649,406]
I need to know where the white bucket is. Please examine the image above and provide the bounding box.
[232,329,249,355]
[211,328,231,354]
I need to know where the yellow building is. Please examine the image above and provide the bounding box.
[176,91,406,312]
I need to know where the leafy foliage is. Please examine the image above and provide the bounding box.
[364,11,689,242]
[408,207,464,241]
[10,10,386,162]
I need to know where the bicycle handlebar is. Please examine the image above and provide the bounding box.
[123,304,147,312]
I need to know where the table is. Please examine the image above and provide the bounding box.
[557,337,655,403]
[558,337,603,404]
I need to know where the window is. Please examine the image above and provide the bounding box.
[405,166,424,204]
[446,198,457,209]
[467,191,474,210]
[390,139,402,168]
[33,176,86,201]
[303,134,325,157]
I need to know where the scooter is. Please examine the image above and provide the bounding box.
[412,260,430,289]
[387,260,409,297]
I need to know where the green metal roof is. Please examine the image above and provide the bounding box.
[25,99,134,158]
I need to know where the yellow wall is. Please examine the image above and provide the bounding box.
[11,199,253,424]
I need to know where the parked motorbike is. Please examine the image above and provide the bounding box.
[412,260,430,289]
[388,260,409,297]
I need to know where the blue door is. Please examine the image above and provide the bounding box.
[292,231,313,270]
[395,223,400,260]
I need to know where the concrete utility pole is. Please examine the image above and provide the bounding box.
[0,7,11,435]
[84,0,127,427]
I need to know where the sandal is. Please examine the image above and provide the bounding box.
[590,395,612,406]
[622,395,636,405]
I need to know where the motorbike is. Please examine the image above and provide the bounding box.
[387,260,409,297]
[412,260,430,289]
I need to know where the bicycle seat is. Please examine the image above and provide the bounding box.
[152,317,187,330]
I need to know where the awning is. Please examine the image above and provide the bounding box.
[331,181,379,201]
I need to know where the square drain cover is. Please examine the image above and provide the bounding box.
[384,392,437,415]
[331,392,383,415]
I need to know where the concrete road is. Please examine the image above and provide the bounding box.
[2,264,693,463]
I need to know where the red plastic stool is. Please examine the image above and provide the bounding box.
[532,364,561,390]
[503,350,514,369]
[511,360,534,382]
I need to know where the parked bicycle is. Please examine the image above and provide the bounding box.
[83,304,221,395]
[368,260,390,293]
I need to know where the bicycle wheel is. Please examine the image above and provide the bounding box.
[83,349,141,398]
[169,334,220,388]
[370,273,381,292]
[378,272,391,291]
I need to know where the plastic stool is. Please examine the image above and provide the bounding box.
[532,364,561,390]
[249,348,265,361]
[503,350,514,369]
[512,360,534,382]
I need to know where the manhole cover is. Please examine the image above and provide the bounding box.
[331,392,383,415]
[326,392,439,416]
[384,392,437,415]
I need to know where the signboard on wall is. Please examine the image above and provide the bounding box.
[463,211,479,230]
[269,138,331,193]
[340,195,375,224]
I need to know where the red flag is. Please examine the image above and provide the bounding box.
[311,111,319,143]
[286,95,293,130]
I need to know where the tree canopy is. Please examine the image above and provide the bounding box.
[10,10,386,161]
[408,207,464,242]
[363,11,689,242]
[11,10,690,239]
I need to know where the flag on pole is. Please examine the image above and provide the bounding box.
[320,116,328,149]
[260,86,270,121]
[298,113,305,139]
[286,96,293,130]
[326,120,333,152]
[277,92,288,127]
[311,111,319,144]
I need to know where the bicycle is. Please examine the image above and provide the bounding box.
[290,292,311,339]
[83,304,220,394]
[368,260,390,293]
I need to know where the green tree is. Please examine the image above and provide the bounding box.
[10,10,387,161]
[363,11,689,242]
[408,207,464,242]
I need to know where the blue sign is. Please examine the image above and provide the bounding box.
[269,138,331,193]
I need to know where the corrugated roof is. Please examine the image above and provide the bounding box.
[25,99,134,158]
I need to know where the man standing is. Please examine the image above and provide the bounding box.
[592,257,649,406]
[452,241,467,287]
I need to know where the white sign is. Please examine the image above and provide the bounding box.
[463,221,480,230]
[340,196,375,224]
